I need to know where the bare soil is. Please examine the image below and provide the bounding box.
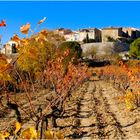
[0,79,140,139]
[55,80,140,139]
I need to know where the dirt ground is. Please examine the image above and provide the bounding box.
[55,80,140,139]
[0,78,140,139]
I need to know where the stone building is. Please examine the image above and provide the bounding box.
[55,26,140,43]
[102,27,123,42]
[78,28,101,42]
[0,41,18,56]
[64,28,101,42]
[54,28,72,36]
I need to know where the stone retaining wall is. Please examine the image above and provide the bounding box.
[81,42,129,56]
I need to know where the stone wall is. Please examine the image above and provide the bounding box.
[81,42,129,57]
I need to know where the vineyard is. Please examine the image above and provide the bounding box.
[95,60,140,110]
[0,19,140,139]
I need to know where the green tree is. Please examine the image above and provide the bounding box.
[83,34,96,43]
[107,36,116,42]
[129,38,140,58]
[58,41,82,69]
[83,34,89,43]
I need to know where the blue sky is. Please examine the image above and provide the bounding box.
[0,1,140,45]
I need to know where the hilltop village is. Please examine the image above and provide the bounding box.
[55,26,140,42]
[0,26,140,59]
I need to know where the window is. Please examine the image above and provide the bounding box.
[12,43,17,53]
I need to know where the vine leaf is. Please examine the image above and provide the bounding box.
[38,17,47,24]
[20,23,30,35]
[14,122,21,135]
[45,130,54,139]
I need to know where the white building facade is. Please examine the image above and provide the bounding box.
[0,41,18,55]
[64,28,101,42]
[64,31,79,41]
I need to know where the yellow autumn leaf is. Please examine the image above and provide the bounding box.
[20,38,29,46]
[21,127,38,139]
[125,91,135,110]
[125,99,135,111]
[14,122,21,135]
[3,131,10,138]
[0,133,5,140]
[21,128,32,139]
[0,73,12,82]
[45,130,54,139]
[30,127,38,138]
[40,30,48,36]
[55,131,64,139]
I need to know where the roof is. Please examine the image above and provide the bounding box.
[6,40,18,45]
[102,27,122,30]
[56,28,72,32]
[64,31,79,35]
[56,28,64,31]
[79,28,99,32]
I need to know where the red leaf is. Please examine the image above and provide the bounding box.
[0,20,6,27]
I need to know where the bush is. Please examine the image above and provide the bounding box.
[126,60,140,67]
[107,36,116,42]
[126,38,134,44]
[58,41,82,59]
[118,37,134,44]
[57,41,82,71]
[83,38,96,43]
[17,30,64,73]
[129,38,140,58]
[83,34,96,43]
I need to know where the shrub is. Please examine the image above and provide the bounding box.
[58,41,82,68]
[107,36,116,42]
[129,38,140,58]
[83,38,96,43]
[126,38,134,44]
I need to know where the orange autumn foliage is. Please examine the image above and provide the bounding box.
[0,20,6,27]
[20,23,30,34]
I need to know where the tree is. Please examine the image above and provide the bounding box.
[126,38,134,44]
[129,38,140,59]
[107,36,116,42]
[88,38,96,43]
[86,33,89,43]
[126,31,129,38]
[83,34,89,43]
[83,34,96,43]
[58,41,82,69]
